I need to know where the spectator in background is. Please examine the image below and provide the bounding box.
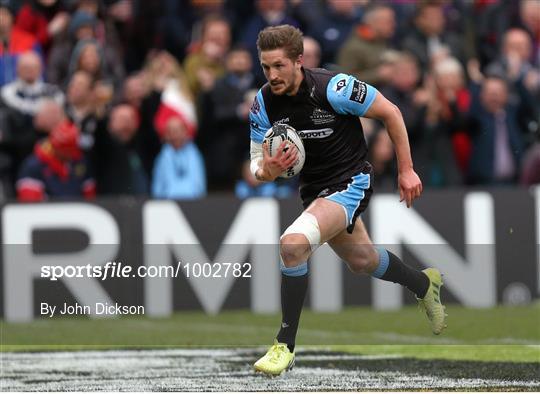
[94,104,151,195]
[415,57,468,187]
[122,1,164,72]
[241,0,299,83]
[0,0,43,87]
[302,36,321,69]
[152,51,197,142]
[120,71,161,172]
[336,4,396,86]
[223,0,256,41]
[189,0,224,20]
[160,0,195,63]
[486,28,539,139]
[0,51,64,180]
[379,51,425,134]
[47,10,96,85]
[1,51,64,119]
[16,120,95,201]
[474,0,521,69]
[307,0,363,68]
[184,14,231,99]
[401,2,467,76]
[67,38,119,115]
[64,70,98,151]
[67,38,124,93]
[486,28,539,88]
[467,76,525,185]
[201,46,256,190]
[136,51,186,178]
[47,10,124,88]
[71,0,124,53]
[518,0,540,64]
[33,99,66,135]
[152,116,206,200]
[432,56,472,176]
[122,71,149,109]
[14,0,69,55]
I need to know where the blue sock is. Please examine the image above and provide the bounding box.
[371,247,390,278]
[372,248,429,298]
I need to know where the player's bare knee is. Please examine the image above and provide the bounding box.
[347,258,370,275]
[280,234,311,267]
[347,248,378,275]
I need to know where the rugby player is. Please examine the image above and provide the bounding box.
[249,25,447,376]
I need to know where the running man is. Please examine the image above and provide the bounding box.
[249,25,447,376]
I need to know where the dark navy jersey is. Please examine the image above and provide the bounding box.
[17,153,93,198]
[249,67,378,195]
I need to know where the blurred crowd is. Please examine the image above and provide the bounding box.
[0,0,539,202]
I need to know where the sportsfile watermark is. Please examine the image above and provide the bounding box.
[40,261,253,281]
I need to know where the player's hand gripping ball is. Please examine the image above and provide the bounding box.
[264,124,306,178]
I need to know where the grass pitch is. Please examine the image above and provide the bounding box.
[1,305,539,391]
[2,305,539,360]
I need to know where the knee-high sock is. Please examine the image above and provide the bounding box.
[276,262,308,352]
[371,248,429,298]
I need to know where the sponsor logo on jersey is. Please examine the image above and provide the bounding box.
[297,128,334,139]
[310,107,335,125]
[349,80,367,104]
[250,96,260,114]
[333,79,346,92]
[274,117,290,125]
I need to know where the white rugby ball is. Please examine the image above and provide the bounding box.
[264,124,305,178]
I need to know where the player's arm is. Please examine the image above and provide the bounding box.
[249,92,297,182]
[326,74,422,207]
[363,92,422,208]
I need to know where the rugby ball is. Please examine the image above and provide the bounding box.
[264,124,305,178]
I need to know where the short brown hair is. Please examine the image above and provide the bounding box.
[256,25,303,60]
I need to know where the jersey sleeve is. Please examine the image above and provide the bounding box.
[326,73,378,117]
[249,89,272,144]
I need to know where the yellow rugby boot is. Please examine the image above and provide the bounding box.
[254,340,295,376]
[417,268,448,335]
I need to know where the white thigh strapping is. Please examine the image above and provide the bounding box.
[281,211,321,251]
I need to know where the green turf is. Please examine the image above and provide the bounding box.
[331,345,540,363]
[2,305,539,362]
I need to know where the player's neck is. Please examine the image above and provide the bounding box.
[286,68,304,96]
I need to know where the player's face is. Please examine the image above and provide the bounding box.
[260,49,302,96]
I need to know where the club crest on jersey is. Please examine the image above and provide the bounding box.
[349,80,367,104]
[250,96,260,114]
[333,79,346,92]
[310,107,335,125]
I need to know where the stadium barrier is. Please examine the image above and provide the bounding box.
[1,187,539,322]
